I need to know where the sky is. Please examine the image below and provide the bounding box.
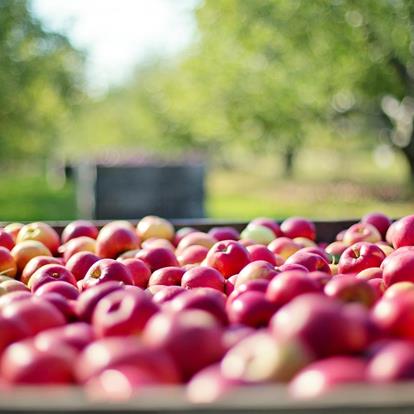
[31,0,199,92]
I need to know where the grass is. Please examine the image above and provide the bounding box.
[0,148,413,222]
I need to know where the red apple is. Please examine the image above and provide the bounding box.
[381,249,414,287]
[267,237,301,260]
[152,286,186,305]
[235,260,277,288]
[277,263,309,273]
[271,294,363,357]
[338,242,385,274]
[2,297,65,336]
[356,267,383,281]
[60,236,96,262]
[368,340,414,382]
[266,270,321,308]
[181,266,225,291]
[208,226,240,241]
[386,220,398,244]
[168,288,228,325]
[96,223,140,259]
[0,229,14,251]
[367,278,385,301]
[21,256,62,285]
[372,290,414,340]
[229,279,270,307]
[227,290,276,328]
[11,241,51,274]
[3,223,23,243]
[76,336,180,384]
[0,291,32,310]
[76,281,125,322]
[0,314,29,355]
[135,247,179,271]
[34,280,79,300]
[16,222,60,255]
[92,289,159,337]
[289,356,367,399]
[82,259,133,289]
[221,331,313,383]
[137,216,174,242]
[280,217,316,241]
[250,217,282,237]
[141,237,175,252]
[0,247,16,278]
[361,212,392,239]
[307,271,331,287]
[222,325,255,351]
[299,246,330,263]
[325,241,347,264]
[174,227,197,246]
[0,279,29,295]
[246,244,277,265]
[343,223,381,246]
[28,264,77,292]
[35,322,95,353]
[205,240,251,279]
[389,215,414,249]
[177,245,209,266]
[143,309,224,381]
[148,266,185,287]
[285,252,331,273]
[384,281,414,299]
[117,258,151,288]
[1,339,74,384]
[225,275,237,296]
[324,275,376,307]
[61,220,99,243]
[176,232,217,253]
[38,292,76,321]
[65,251,100,281]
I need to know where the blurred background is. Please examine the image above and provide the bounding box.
[1,0,414,221]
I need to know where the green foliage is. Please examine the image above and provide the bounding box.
[0,0,84,160]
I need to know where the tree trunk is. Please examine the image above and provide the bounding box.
[401,140,414,186]
[282,146,295,178]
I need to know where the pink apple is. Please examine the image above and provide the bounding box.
[1,339,74,384]
[152,286,186,305]
[208,226,240,241]
[0,314,28,355]
[34,280,79,300]
[227,290,276,328]
[225,275,237,296]
[240,224,275,245]
[285,252,331,273]
[176,232,217,253]
[235,260,278,288]
[246,244,277,265]
[338,242,386,274]
[174,227,197,246]
[307,271,331,287]
[268,237,302,260]
[0,291,32,310]
[388,215,414,249]
[143,310,224,381]
[0,229,14,251]
[148,266,185,287]
[61,220,99,243]
[266,270,321,308]
[65,251,100,281]
[289,356,367,399]
[96,223,140,259]
[299,246,330,263]
[324,275,376,307]
[135,247,179,271]
[205,240,251,278]
[117,258,151,288]
[325,241,347,264]
[60,236,96,262]
[21,255,62,285]
[76,281,125,322]
[181,266,226,292]
[82,259,133,289]
[361,212,392,239]
[168,288,228,325]
[368,340,414,382]
[38,292,76,321]
[0,247,16,278]
[356,267,383,281]
[28,264,77,292]
[92,289,159,337]
[343,223,382,246]
[381,249,414,287]
[384,281,414,299]
[16,222,60,255]
[280,217,316,241]
[177,245,209,266]
[2,297,65,336]
[3,223,23,243]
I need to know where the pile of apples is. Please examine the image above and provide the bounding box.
[1,213,414,401]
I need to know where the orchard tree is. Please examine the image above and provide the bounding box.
[0,0,84,161]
